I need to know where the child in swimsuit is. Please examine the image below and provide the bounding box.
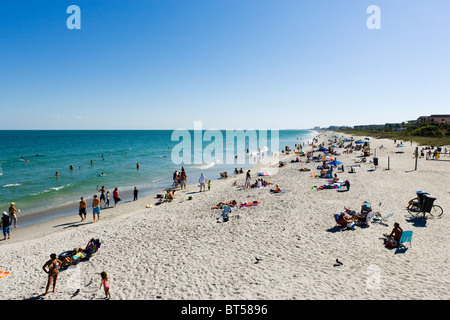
[100,271,111,299]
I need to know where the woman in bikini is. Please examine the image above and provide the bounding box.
[42,253,62,296]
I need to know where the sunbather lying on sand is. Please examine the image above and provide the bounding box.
[270,185,282,193]
[314,183,341,190]
[299,168,310,171]
[211,200,237,209]
[61,248,85,267]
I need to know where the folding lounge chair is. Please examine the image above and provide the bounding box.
[372,212,394,223]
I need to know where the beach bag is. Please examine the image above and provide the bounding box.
[385,239,397,248]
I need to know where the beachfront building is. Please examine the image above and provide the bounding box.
[417,114,450,124]
[384,123,403,132]
[353,124,385,131]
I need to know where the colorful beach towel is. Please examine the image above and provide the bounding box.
[0,271,10,279]
[240,201,261,207]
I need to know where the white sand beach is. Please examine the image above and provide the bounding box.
[1,131,449,300]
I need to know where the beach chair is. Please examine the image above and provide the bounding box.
[333,213,346,229]
[85,239,102,260]
[372,212,394,223]
[398,231,413,249]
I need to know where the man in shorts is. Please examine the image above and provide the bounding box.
[1,212,11,240]
[8,202,20,229]
[79,197,87,221]
[97,186,107,208]
[92,195,101,223]
[198,173,207,192]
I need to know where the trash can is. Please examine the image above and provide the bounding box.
[422,194,436,213]
[373,157,378,166]
[416,191,429,209]
[436,153,440,159]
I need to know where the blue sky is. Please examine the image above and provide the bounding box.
[0,0,449,130]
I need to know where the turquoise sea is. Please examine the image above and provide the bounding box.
[0,129,316,226]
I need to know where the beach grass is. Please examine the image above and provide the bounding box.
[335,129,450,147]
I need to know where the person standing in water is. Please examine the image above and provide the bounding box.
[97,186,107,208]
[8,202,20,229]
[113,188,121,207]
[133,187,139,201]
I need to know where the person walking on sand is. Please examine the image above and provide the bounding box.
[1,212,11,240]
[92,195,101,223]
[8,202,20,229]
[42,253,62,296]
[198,173,207,192]
[100,271,111,299]
[133,187,139,201]
[79,197,87,221]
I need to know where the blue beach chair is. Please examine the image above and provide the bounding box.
[398,231,413,249]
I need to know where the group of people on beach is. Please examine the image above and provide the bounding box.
[42,238,110,298]
[173,167,187,189]
[78,185,126,223]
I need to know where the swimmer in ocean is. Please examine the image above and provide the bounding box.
[55,172,59,178]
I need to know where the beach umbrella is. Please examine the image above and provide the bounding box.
[258,172,270,176]
[365,137,370,140]
[327,160,343,166]
[345,138,353,142]
[331,144,338,147]
[322,156,333,161]
[355,141,364,144]
[318,147,328,151]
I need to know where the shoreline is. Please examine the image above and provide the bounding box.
[1,132,317,243]
[2,130,317,230]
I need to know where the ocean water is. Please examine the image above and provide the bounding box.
[0,129,316,221]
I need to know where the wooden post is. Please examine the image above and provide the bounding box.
[415,147,418,171]
[388,156,390,170]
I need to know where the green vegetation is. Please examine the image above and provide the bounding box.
[336,128,450,147]
[331,118,450,146]
[407,125,444,138]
